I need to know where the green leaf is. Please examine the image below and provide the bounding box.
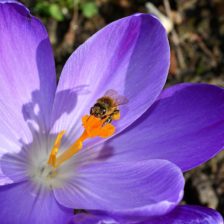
[81,2,98,18]
[66,0,75,9]
[34,2,51,16]
[49,4,64,21]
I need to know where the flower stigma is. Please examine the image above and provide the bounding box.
[48,115,116,169]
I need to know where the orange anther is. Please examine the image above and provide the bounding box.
[48,115,115,168]
[82,115,115,138]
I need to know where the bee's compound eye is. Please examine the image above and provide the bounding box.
[102,108,106,115]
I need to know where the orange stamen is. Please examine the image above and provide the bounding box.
[48,115,115,168]
[48,130,66,167]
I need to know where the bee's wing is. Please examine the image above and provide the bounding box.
[114,95,129,106]
[104,89,128,106]
[104,89,119,98]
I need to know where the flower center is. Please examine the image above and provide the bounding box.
[28,159,71,189]
[32,164,56,185]
[48,115,116,168]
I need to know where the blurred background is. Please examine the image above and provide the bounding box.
[21,0,224,216]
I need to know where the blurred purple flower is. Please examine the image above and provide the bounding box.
[0,2,223,224]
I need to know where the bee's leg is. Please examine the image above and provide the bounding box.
[112,109,120,120]
[103,116,113,126]
[90,107,94,115]
[88,107,94,120]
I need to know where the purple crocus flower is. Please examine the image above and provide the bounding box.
[0,2,223,224]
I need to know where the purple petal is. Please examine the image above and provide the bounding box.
[93,83,224,171]
[71,213,116,224]
[54,160,184,217]
[0,181,73,224]
[0,0,17,2]
[0,2,56,135]
[145,205,224,224]
[0,2,56,183]
[71,205,223,224]
[50,14,169,148]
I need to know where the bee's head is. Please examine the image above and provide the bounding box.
[90,103,106,117]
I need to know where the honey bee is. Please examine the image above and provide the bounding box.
[90,89,128,125]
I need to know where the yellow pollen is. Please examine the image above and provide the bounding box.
[48,115,115,168]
